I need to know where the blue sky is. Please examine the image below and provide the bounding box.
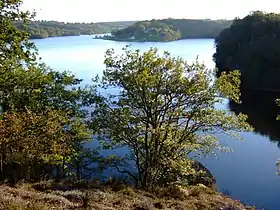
[21,0,279,22]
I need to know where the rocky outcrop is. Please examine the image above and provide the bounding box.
[187,160,217,190]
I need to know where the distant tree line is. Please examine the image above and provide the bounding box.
[14,20,136,39]
[105,18,232,42]
[214,11,280,90]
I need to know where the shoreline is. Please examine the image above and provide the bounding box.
[94,36,216,43]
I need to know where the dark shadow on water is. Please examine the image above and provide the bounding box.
[229,89,280,145]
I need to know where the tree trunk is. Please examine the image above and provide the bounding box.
[0,153,3,181]
[62,156,66,178]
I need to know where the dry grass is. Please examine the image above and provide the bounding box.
[0,185,79,210]
[0,182,254,210]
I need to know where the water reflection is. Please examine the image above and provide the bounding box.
[229,89,280,145]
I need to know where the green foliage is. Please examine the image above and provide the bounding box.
[108,18,232,42]
[0,0,36,67]
[14,20,137,39]
[0,0,101,183]
[214,11,280,89]
[93,47,251,188]
[0,109,90,182]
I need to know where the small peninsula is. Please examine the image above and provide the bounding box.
[97,18,232,42]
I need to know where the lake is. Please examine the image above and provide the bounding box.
[34,35,280,210]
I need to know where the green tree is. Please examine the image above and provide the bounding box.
[0,109,72,181]
[0,0,100,182]
[0,0,37,71]
[93,47,251,188]
[0,1,100,116]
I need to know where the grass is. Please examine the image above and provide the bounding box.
[0,181,255,210]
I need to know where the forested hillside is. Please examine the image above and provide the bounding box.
[15,20,137,39]
[214,11,280,90]
[102,18,232,42]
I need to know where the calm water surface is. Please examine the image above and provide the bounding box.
[34,35,280,210]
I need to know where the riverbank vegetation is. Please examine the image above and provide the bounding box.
[15,20,136,39]
[0,0,255,208]
[214,11,280,90]
[99,19,232,42]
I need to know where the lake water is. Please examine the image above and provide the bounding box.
[34,35,280,210]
